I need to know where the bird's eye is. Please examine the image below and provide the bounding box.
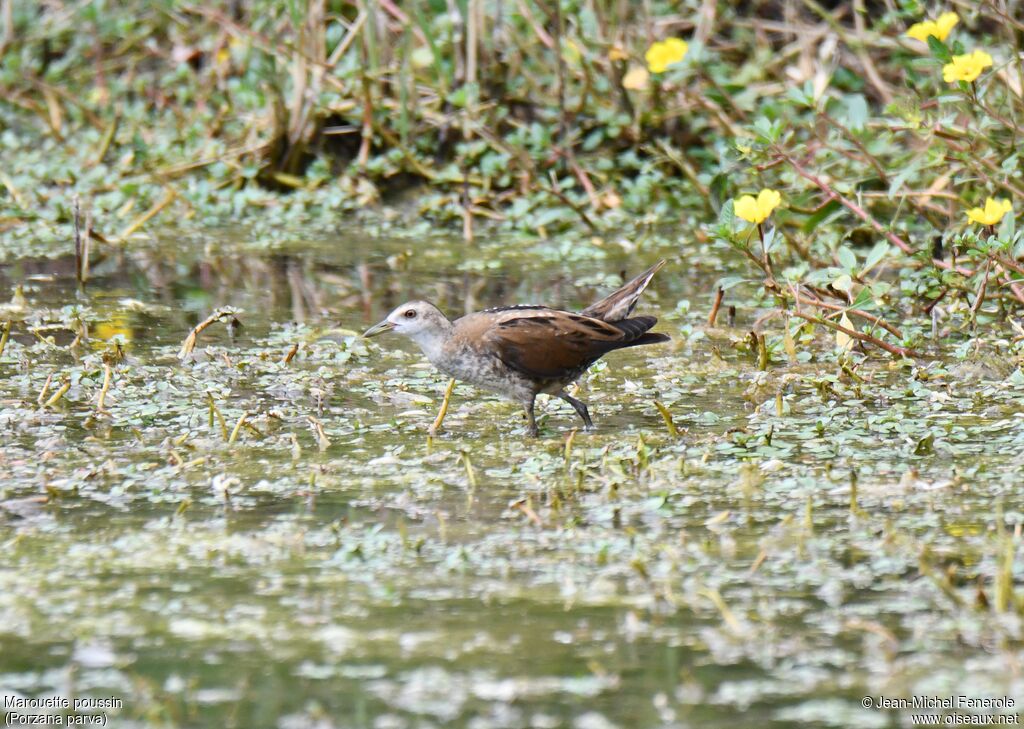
[404,310,417,318]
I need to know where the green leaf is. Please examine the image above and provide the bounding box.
[836,246,857,271]
[709,174,731,210]
[802,200,842,233]
[719,199,736,230]
[927,36,952,63]
[844,94,868,132]
[860,241,890,276]
[715,275,748,291]
[851,286,874,310]
[999,208,1015,242]
[914,432,935,456]
[832,273,853,293]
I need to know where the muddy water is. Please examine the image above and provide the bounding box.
[1,233,1022,728]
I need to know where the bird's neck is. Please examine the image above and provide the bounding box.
[408,320,454,363]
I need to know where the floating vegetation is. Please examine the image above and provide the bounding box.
[1,242,1023,727]
[3,0,1024,726]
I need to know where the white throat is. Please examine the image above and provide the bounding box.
[407,323,452,363]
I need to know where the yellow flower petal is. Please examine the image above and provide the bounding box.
[757,188,781,215]
[935,12,959,40]
[966,197,1012,226]
[906,12,958,43]
[734,196,760,224]
[645,37,688,74]
[622,65,650,90]
[735,188,782,224]
[943,50,993,83]
[906,21,938,43]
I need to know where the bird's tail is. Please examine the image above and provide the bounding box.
[580,260,666,322]
[608,315,670,349]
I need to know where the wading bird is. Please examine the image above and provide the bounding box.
[363,261,669,436]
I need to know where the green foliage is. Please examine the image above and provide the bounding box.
[0,1,1023,356]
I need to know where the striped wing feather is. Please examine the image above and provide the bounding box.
[480,310,659,380]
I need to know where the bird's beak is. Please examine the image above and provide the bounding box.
[362,319,395,338]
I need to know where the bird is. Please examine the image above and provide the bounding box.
[362,260,669,436]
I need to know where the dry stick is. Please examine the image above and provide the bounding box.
[73,196,83,286]
[81,208,91,284]
[955,154,1024,201]
[208,393,228,440]
[849,0,894,105]
[791,311,921,358]
[0,171,27,208]
[178,308,241,360]
[986,257,1024,306]
[819,111,888,184]
[791,290,903,338]
[458,0,476,244]
[552,0,567,168]
[461,165,474,244]
[512,498,542,527]
[282,343,299,365]
[96,363,112,413]
[995,255,1024,277]
[116,189,176,242]
[156,143,272,178]
[357,31,373,168]
[941,138,1024,199]
[513,0,553,47]
[0,320,9,357]
[184,4,360,83]
[90,115,119,168]
[652,140,712,209]
[227,412,249,445]
[568,156,601,210]
[778,150,979,277]
[653,401,679,438]
[43,379,71,408]
[971,259,993,321]
[778,150,914,256]
[307,415,331,451]
[708,287,725,326]
[0,0,11,56]
[923,289,947,316]
[37,373,53,406]
[470,123,596,231]
[538,180,598,232]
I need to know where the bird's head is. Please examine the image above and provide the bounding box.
[362,301,451,340]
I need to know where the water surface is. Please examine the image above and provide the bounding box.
[1,231,1022,728]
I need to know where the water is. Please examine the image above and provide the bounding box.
[1,232,1022,728]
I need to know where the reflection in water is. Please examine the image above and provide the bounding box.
[1,241,686,349]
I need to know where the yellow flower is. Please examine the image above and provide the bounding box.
[942,50,993,83]
[965,197,1012,226]
[92,315,133,345]
[622,65,650,90]
[734,189,782,225]
[906,12,959,43]
[645,38,688,74]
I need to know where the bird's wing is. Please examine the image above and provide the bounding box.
[474,309,646,380]
[580,259,666,322]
